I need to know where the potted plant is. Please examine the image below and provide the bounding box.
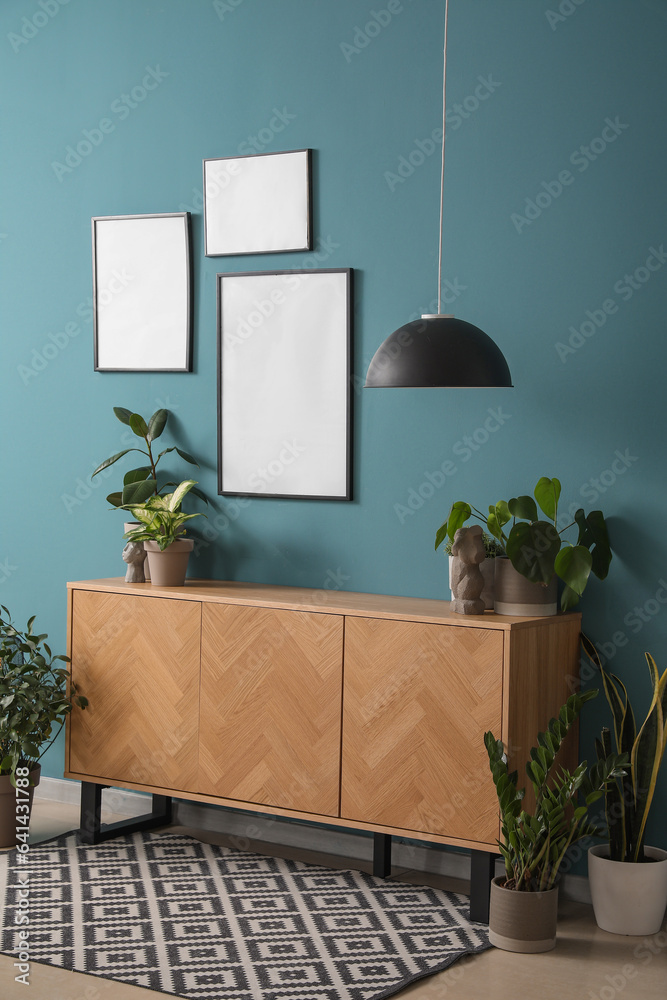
[122,480,205,587]
[484,689,627,952]
[92,406,208,508]
[582,635,667,935]
[442,531,503,610]
[435,477,612,614]
[0,606,88,847]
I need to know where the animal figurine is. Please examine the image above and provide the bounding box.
[450,525,486,615]
[122,541,147,583]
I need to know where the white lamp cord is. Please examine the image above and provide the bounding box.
[437,0,449,316]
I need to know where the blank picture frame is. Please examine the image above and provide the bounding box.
[92,213,193,372]
[204,149,312,257]
[217,269,352,500]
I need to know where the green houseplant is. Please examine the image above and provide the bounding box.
[92,406,207,508]
[435,477,612,611]
[484,689,626,951]
[582,635,667,934]
[0,606,88,846]
[122,479,205,587]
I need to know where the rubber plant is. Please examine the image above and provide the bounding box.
[0,607,88,783]
[91,406,207,508]
[582,634,667,862]
[485,689,627,891]
[122,480,206,551]
[435,476,612,610]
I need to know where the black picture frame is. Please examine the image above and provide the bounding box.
[203,149,312,257]
[92,212,193,372]
[217,268,352,500]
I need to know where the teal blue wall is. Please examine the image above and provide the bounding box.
[2,0,666,852]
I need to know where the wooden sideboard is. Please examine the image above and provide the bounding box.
[65,578,582,921]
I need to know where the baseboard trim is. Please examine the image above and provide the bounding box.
[36,779,591,904]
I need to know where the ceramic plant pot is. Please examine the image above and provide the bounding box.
[144,538,194,587]
[449,556,496,610]
[493,557,557,616]
[0,765,41,849]
[588,844,667,936]
[488,876,559,952]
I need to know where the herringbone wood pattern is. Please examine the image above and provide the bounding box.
[67,591,201,791]
[341,617,503,842]
[199,604,344,816]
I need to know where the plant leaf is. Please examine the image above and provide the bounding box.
[508,495,539,521]
[91,449,145,477]
[506,520,560,585]
[113,407,133,425]
[122,479,157,505]
[175,447,199,467]
[129,413,149,438]
[534,477,561,521]
[147,409,168,443]
[554,544,593,596]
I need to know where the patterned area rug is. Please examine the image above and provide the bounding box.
[0,831,490,1000]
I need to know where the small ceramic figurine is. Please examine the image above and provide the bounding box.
[450,524,486,615]
[122,541,147,583]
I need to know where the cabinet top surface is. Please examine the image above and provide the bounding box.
[67,578,581,630]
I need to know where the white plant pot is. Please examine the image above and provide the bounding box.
[588,844,667,935]
[449,556,495,610]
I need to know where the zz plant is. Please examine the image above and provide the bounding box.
[436,476,612,610]
[582,635,667,863]
[92,406,207,508]
[0,607,88,782]
[485,689,627,891]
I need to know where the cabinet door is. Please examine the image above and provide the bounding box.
[341,617,502,843]
[199,604,343,816]
[68,591,201,791]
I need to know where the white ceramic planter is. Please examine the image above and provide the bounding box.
[588,844,667,935]
[449,556,495,610]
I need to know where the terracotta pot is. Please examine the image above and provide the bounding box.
[0,765,41,849]
[493,557,557,616]
[588,844,667,935]
[488,876,559,952]
[144,538,194,587]
[449,556,496,610]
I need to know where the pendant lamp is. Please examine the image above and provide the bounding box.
[365,0,513,389]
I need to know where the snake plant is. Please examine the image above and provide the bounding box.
[582,635,667,862]
[485,689,627,891]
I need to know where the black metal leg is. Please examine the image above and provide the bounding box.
[469,849,495,923]
[373,832,392,878]
[78,781,172,845]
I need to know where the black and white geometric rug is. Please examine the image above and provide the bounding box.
[0,831,490,1000]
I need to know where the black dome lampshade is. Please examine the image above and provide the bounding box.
[365,0,513,391]
[364,314,513,388]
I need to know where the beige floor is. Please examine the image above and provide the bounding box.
[0,800,665,999]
